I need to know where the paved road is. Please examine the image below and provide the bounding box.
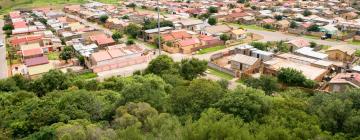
[0,19,8,79]
[246,29,360,49]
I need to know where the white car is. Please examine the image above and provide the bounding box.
[0,40,3,47]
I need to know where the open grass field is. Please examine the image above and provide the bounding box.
[197,45,226,54]
[0,0,87,15]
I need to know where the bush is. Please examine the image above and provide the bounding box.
[126,40,135,45]
[208,17,217,25]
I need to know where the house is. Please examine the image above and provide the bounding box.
[325,45,355,62]
[105,18,129,30]
[90,34,116,47]
[20,43,44,59]
[202,25,233,36]
[295,47,328,60]
[230,29,247,40]
[143,27,173,42]
[64,5,82,14]
[88,45,150,73]
[162,30,193,43]
[260,18,275,27]
[264,56,328,81]
[286,39,310,52]
[329,73,360,92]
[229,54,261,74]
[177,19,203,31]
[225,12,249,22]
[234,45,274,61]
[341,12,358,20]
[274,20,290,31]
[24,56,49,67]
[176,38,201,54]
[10,34,44,47]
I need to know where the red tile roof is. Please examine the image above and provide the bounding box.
[22,48,43,57]
[178,38,200,47]
[199,35,217,41]
[90,34,115,46]
[162,30,192,42]
[91,51,112,62]
[227,12,248,19]
[24,56,49,67]
[9,11,21,19]
[13,21,27,29]
[10,35,44,46]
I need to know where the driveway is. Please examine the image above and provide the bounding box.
[0,19,8,79]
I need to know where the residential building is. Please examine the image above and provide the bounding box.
[329,73,360,92]
[325,45,355,62]
[229,54,261,73]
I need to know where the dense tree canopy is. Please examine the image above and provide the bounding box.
[0,56,359,139]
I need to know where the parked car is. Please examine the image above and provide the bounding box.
[0,40,3,47]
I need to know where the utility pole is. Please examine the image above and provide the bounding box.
[157,0,161,55]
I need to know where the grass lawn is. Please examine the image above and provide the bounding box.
[47,52,59,60]
[234,24,275,31]
[348,40,360,45]
[303,35,319,40]
[134,40,158,49]
[207,68,234,80]
[95,0,119,4]
[0,0,87,15]
[76,72,98,79]
[197,45,226,54]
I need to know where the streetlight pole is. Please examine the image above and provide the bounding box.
[157,0,161,55]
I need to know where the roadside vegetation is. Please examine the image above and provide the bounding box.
[0,55,359,139]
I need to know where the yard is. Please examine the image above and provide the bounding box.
[207,67,234,80]
[47,52,59,60]
[76,72,98,79]
[197,45,226,54]
[236,24,275,32]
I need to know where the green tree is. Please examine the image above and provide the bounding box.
[145,55,177,75]
[244,75,279,95]
[207,6,218,14]
[277,68,315,88]
[99,15,109,23]
[126,3,137,11]
[215,87,271,122]
[112,31,123,41]
[310,41,317,48]
[29,70,70,96]
[59,46,74,63]
[2,24,13,31]
[220,34,230,42]
[237,0,247,3]
[275,15,283,21]
[125,23,141,38]
[179,58,207,80]
[183,108,254,139]
[303,9,312,17]
[169,79,224,118]
[290,21,298,29]
[307,24,320,32]
[207,17,217,25]
[126,40,135,45]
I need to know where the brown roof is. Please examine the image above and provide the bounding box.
[24,56,49,67]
